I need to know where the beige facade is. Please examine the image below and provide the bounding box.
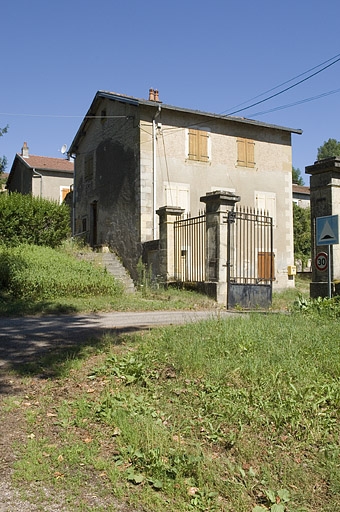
[7,142,74,203]
[70,90,302,288]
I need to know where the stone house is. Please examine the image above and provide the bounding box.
[69,89,302,289]
[7,142,74,203]
[292,184,310,208]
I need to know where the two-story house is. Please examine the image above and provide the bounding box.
[7,142,74,203]
[69,89,302,289]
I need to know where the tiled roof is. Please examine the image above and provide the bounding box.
[292,184,310,195]
[17,154,74,173]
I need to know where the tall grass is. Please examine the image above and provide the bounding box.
[15,309,338,511]
[0,244,123,300]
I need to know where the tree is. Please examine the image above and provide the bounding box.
[0,125,9,176]
[292,166,304,185]
[293,203,311,269]
[317,138,340,160]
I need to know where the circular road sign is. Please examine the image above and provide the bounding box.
[315,251,328,272]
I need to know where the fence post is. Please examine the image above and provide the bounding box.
[200,191,240,304]
[156,206,185,282]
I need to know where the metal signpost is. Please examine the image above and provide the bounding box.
[316,215,339,298]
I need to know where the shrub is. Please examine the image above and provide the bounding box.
[0,193,70,248]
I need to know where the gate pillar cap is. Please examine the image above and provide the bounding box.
[156,206,185,218]
[201,190,240,212]
[306,157,340,175]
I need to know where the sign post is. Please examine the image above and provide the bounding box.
[316,215,339,298]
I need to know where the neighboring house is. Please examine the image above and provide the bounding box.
[292,184,310,208]
[69,89,302,289]
[6,142,74,203]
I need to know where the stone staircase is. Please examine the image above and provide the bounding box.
[77,248,135,294]
[100,251,135,294]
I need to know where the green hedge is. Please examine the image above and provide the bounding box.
[0,193,70,248]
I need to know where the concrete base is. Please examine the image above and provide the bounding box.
[310,282,333,299]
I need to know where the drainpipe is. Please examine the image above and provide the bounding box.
[152,104,161,240]
[32,168,43,197]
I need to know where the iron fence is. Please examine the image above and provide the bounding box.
[174,212,206,282]
[227,206,274,284]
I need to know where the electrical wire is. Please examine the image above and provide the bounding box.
[248,87,340,117]
[222,55,340,117]
[220,52,340,114]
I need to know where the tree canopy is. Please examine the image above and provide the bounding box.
[317,138,340,160]
[292,167,304,185]
[293,203,311,268]
[0,125,9,176]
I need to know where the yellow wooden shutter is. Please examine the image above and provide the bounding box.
[237,138,246,166]
[198,131,209,162]
[188,129,198,160]
[246,140,255,167]
[61,187,70,202]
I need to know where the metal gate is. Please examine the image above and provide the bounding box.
[227,206,274,309]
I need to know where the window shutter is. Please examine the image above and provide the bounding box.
[60,187,69,203]
[85,154,94,181]
[237,138,247,166]
[198,131,209,162]
[165,184,177,206]
[246,140,255,167]
[188,129,198,160]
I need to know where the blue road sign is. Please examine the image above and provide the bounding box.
[316,215,339,245]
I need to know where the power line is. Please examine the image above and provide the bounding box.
[220,52,340,114]
[247,87,340,117]
[222,55,340,117]
[0,113,129,119]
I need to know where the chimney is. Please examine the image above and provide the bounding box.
[149,88,155,101]
[154,89,159,102]
[21,142,29,158]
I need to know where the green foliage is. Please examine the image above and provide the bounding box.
[292,166,304,185]
[317,138,340,160]
[0,244,122,300]
[0,193,70,248]
[292,294,340,319]
[293,203,311,267]
[0,125,9,175]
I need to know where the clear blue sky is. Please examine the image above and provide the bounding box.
[2,0,340,185]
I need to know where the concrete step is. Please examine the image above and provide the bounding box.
[76,249,135,294]
[100,252,135,293]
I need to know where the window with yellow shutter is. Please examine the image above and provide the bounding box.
[188,128,210,162]
[237,138,255,168]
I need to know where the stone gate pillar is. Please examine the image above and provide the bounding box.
[305,157,340,298]
[156,206,185,281]
[200,191,240,304]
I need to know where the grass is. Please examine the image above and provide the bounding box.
[9,303,340,512]
[0,243,217,316]
[3,242,336,510]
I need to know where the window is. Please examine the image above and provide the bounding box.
[60,186,71,204]
[237,138,255,168]
[84,153,94,181]
[187,128,210,162]
[164,182,190,214]
[255,191,276,226]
